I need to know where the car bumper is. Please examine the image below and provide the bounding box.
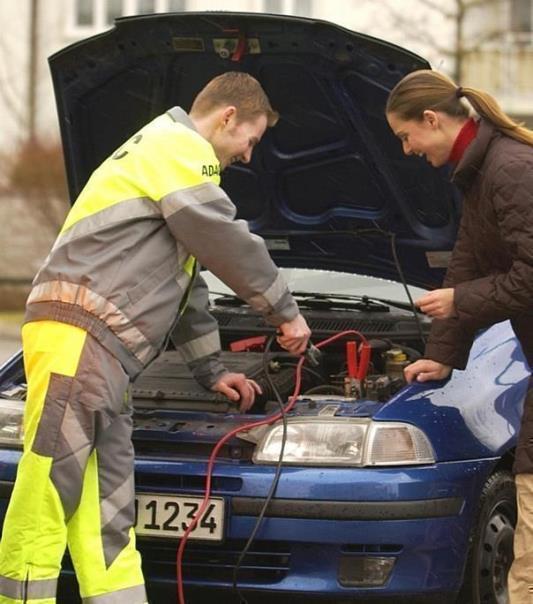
[135,456,495,599]
[0,451,495,600]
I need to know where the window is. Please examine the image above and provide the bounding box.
[168,0,186,10]
[293,0,311,16]
[75,0,94,26]
[70,0,188,35]
[106,0,122,24]
[137,0,156,14]
[264,0,283,13]
[510,0,532,32]
[262,0,313,16]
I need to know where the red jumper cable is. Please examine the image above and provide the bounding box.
[176,330,368,604]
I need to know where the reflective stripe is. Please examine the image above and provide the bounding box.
[247,272,289,313]
[100,473,134,528]
[51,402,93,519]
[166,106,197,131]
[60,403,92,468]
[177,329,220,362]
[0,575,57,600]
[82,583,147,604]
[176,267,192,291]
[54,197,160,250]
[177,255,198,318]
[183,254,195,277]
[160,181,233,219]
[27,281,156,364]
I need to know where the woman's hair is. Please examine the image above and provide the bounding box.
[386,69,533,146]
[190,71,279,127]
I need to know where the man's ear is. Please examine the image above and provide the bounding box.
[221,106,237,127]
[422,109,439,129]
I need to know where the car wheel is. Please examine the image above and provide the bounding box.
[458,470,516,604]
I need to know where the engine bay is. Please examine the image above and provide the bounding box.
[132,297,431,413]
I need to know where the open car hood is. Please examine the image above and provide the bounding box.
[49,11,459,288]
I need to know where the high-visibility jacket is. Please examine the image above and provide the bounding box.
[25,107,298,385]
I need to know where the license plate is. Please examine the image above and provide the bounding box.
[135,493,225,541]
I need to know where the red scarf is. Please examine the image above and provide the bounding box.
[448,118,479,164]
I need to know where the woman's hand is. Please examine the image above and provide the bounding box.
[416,288,456,319]
[404,359,452,383]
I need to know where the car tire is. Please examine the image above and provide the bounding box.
[457,470,516,604]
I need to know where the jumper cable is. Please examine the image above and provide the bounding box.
[176,330,368,604]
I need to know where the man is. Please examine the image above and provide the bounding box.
[0,72,311,604]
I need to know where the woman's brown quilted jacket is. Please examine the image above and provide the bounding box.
[425,119,533,371]
[424,119,533,473]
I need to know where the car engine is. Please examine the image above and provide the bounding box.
[132,296,431,412]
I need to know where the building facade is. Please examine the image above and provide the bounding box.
[0,0,531,307]
[0,0,532,163]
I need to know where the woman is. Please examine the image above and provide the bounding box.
[386,69,533,603]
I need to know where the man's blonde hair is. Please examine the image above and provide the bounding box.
[190,72,279,127]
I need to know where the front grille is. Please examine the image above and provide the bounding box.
[135,473,242,493]
[341,543,403,553]
[140,538,291,585]
[133,439,254,462]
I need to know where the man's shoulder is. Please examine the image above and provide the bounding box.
[144,114,221,180]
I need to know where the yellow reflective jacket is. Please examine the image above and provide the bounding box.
[26,107,298,383]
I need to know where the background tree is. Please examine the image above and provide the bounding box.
[380,0,507,82]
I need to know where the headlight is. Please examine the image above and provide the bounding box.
[250,418,434,466]
[0,399,24,447]
[253,419,368,465]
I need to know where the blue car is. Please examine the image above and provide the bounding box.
[0,11,530,604]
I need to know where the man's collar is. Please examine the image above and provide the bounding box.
[166,106,198,132]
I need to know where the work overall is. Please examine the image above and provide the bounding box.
[0,109,220,603]
[0,106,297,602]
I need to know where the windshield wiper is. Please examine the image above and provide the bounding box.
[289,292,390,312]
[211,291,394,313]
[211,290,424,313]
[290,291,427,313]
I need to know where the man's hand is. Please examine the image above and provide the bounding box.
[276,313,311,355]
[416,288,456,319]
[404,359,452,384]
[211,372,262,412]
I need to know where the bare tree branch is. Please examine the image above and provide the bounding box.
[388,12,441,48]
[380,0,508,81]
[416,0,457,20]
[465,0,503,9]
[387,8,457,57]
[469,27,506,48]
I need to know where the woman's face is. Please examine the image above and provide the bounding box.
[387,110,454,167]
